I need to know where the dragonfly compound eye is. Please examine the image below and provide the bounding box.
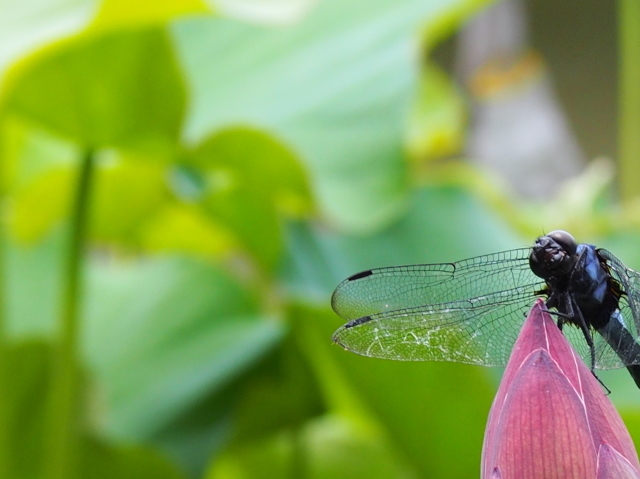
[529,231,577,280]
[546,230,577,256]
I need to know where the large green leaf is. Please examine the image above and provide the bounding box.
[190,127,312,218]
[206,414,410,479]
[5,231,285,445]
[138,202,236,257]
[150,335,325,477]
[89,0,210,30]
[0,0,95,81]
[229,337,324,444]
[1,27,186,154]
[7,153,173,247]
[83,257,285,439]
[406,62,466,161]
[79,438,187,479]
[0,119,79,247]
[0,339,187,478]
[6,234,64,337]
[172,0,492,232]
[4,138,237,254]
[281,185,525,301]
[190,126,312,270]
[90,157,171,243]
[211,0,316,26]
[10,167,75,243]
[7,125,313,270]
[0,0,219,85]
[296,304,493,479]
[3,340,53,477]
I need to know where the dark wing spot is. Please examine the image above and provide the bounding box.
[345,315,373,328]
[347,270,373,281]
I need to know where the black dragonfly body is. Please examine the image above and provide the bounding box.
[331,230,640,388]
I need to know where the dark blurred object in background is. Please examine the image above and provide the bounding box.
[457,0,585,199]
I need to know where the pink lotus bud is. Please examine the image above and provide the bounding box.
[482,299,640,479]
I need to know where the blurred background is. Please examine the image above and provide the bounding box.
[0,0,639,477]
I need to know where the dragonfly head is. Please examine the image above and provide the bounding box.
[529,230,578,281]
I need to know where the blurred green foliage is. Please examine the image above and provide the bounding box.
[0,0,639,478]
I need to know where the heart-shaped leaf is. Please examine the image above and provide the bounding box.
[2,27,186,154]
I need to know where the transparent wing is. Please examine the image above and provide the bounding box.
[332,283,544,366]
[599,248,640,336]
[592,249,640,368]
[562,324,627,370]
[331,248,543,321]
[331,246,640,369]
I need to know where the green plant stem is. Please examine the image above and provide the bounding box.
[619,0,640,200]
[45,149,95,479]
[290,426,306,479]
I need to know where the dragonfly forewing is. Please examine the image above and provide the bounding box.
[331,248,542,322]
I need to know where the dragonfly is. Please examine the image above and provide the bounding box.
[331,230,640,388]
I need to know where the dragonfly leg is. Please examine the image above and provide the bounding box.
[545,308,575,329]
[559,296,611,393]
[550,292,599,375]
[544,291,558,310]
[544,292,567,331]
[596,374,612,395]
[564,297,611,393]
[569,296,597,373]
